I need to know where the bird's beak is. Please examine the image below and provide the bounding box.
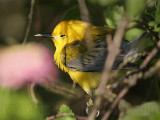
[34,33,56,39]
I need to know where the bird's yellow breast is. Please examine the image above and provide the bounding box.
[69,71,101,93]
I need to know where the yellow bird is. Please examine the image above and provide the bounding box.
[35,20,148,94]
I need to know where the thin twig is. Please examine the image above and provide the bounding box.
[28,83,38,104]
[42,83,77,99]
[111,52,147,79]
[22,0,35,45]
[77,0,91,22]
[77,0,93,52]
[143,59,160,79]
[102,86,129,120]
[102,75,137,120]
[88,16,129,120]
[140,41,160,69]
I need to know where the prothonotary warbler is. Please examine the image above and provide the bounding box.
[35,20,149,94]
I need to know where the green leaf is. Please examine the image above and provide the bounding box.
[0,87,44,120]
[125,0,147,18]
[148,21,157,27]
[99,0,119,6]
[148,8,160,32]
[125,28,144,41]
[104,5,124,28]
[55,105,76,120]
[58,105,74,115]
[155,9,160,23]
[122,101,160,120]
[153,27,160,32]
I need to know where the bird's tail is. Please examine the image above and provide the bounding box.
[123,32,151,62]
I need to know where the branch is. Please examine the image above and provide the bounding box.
[101,75,137,120]
[77,0,91,22]
[88,16,129,120]
[28,83,38,104]
[111,52,147,80]
[143,57,160,79]
[42,83,77,99]
[22,0,35,45]
[140,41,160,69]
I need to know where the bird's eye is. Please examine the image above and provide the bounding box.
[60,35,66,37]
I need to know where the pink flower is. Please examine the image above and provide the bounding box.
[0,43,58,89]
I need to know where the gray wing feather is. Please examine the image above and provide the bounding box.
[63,33,148,71]
[66,40,108,71]
[122,32,149,62]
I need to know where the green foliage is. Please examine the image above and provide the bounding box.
[0,87,44,120]
[124,28,144,41]
[148,5,160,32]
[88,0,119,6]
[125,0,147,18]
[55,105,76,120]
[98,0,119,6]
[104,5,124,28]
[122,102,160,120]
[58,105,74,115]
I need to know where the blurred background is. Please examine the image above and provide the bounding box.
[0,0,160,120]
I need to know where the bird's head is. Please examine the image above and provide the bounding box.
[35,20,92,49]
[51,20,93,48]
[35,20,114,49]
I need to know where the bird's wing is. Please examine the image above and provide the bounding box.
[61,39,137,72]
[122,32,150,62]
[61,32,149,72]
[61,39,108,71]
